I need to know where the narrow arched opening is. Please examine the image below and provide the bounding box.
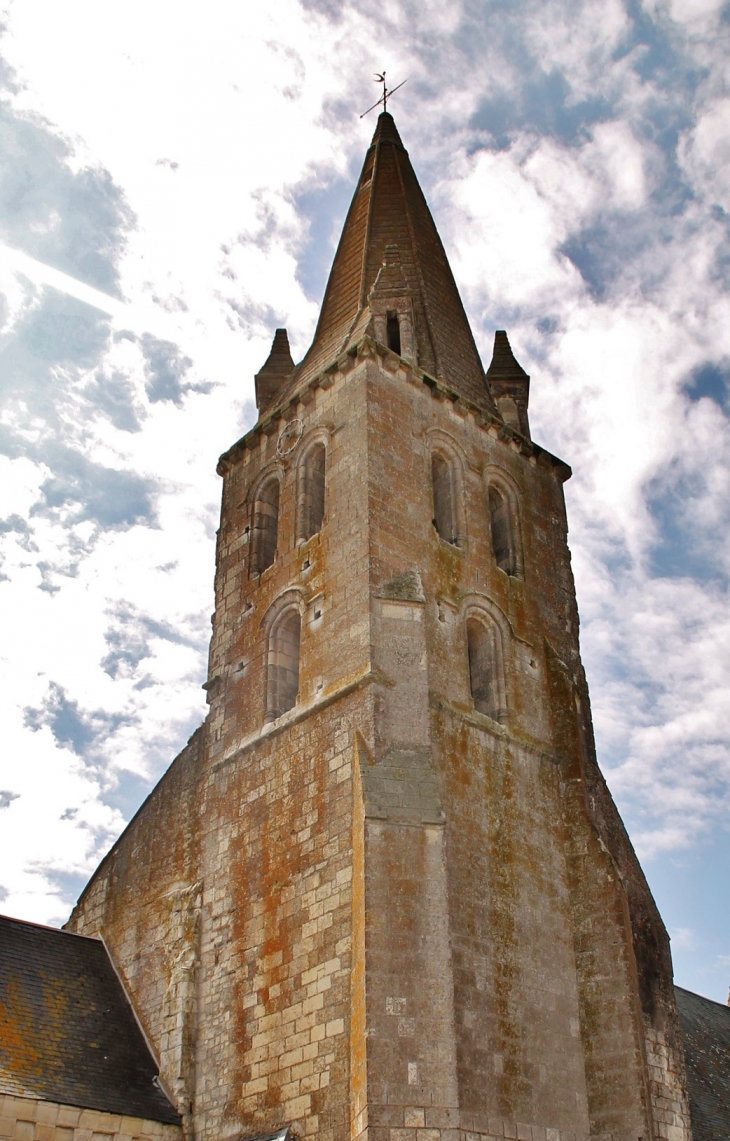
[432,453,458,545]
[489,485,515,575]
[386,311,401,355]
[300,443,326,541]
[252,477,280,575]
[467,616,505,722]
[266,607,301,721]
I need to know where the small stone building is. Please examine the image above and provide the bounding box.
[2,112,728,1141]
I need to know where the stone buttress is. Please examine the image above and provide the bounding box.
[68,114,693,1141]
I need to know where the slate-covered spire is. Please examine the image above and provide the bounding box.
[486,330,531,439]
[254,328,295,412]
[268,112,495,413]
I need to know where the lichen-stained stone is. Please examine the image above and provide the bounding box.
[68,112,694,1141]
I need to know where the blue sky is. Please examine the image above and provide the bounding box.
[0,0,729,1001]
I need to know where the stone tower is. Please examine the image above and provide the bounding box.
[68,114,692,1141]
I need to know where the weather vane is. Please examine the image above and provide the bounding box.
[360,71,408,119]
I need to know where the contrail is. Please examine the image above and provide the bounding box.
[1,242,126,318]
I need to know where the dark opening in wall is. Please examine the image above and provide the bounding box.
[252,478,280,575]
[387,312,401,356]
[467,617,503,721]
[267,607,300,720]
[489,485,515,574]
[432,453,458,545]
[300,443,326,541]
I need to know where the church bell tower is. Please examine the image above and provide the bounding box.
[70,113,693,1141]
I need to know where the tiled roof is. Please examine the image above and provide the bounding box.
[675,984,730,1141]
[271,112,494,413]
[0,915,180,1124]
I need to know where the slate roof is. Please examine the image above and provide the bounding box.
[272,112,495,414]
[675,984,730,1141]
[0,915,180,1124]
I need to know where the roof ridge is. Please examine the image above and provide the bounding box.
[0,912,102,943]
[675,983,730,1012]
[357,115,382,311]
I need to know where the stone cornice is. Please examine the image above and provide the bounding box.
[217,335,571,482]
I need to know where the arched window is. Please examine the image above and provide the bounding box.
[467,616,506,722]
[432,453,459,545]
[252,477,280,575]
[299,442,326,541]
[489,485,516,575]
[266,607,301,721]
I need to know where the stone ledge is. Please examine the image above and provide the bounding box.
[211,665,375,774]
[216,336,571,481]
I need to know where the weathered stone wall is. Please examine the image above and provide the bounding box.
[570,687,693,1141]
[361,352,593,1139]
[69,730,204,1130]
[71,354,378,1141]
[360,346,691,1141]
[207,354,372,760]
[69,339,692,1141]
[196,691,371,1141]
[190,348,375,1141]
[72,701,371,1141]
[0,1096,181,1141]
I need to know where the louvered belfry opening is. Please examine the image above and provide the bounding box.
[300,443,326,541]
[432,453,458,545]
[252,478,280,575]
[267,607,301,720]
[489,485,515,574]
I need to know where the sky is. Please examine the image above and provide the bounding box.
[0,0,729,1002]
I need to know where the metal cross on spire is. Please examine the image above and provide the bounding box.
[360,71,408,119]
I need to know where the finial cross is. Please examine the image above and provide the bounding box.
[360,71,408,119]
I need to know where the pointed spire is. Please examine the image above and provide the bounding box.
[254,328,295,412]
[368,109,404,147]
[264,112,495,414]
[486,331,531,438]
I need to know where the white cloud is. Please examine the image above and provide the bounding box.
[0,715,124,923]
[652,0,728,29]
[679,98,730,213]
[670,927,697,950]
[522,0,631,97]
